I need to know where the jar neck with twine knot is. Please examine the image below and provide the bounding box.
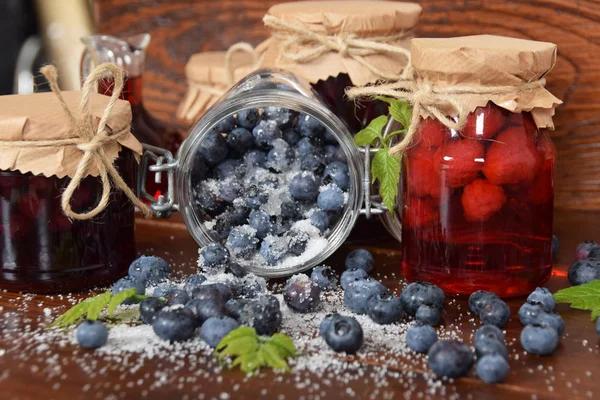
[346,77,548,156]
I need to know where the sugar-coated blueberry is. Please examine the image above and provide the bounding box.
[199,131,228,166]
[199,243,230,270]
[215,159,245,180]
[112,276,146,304]
[310,266,337,291]
[345,249,374,273]
[212,115,235,133]
[323,161,350,191]
[282,128,301,146]
[568,258,600,286]
[520,325,559,355]
[518,302,544,326]
[476,354,510,384]
[344,278,387,314]
[152,308,198,342]
[474,325,505,347]
[428,339,474,378]
[128,255,169,285]
[260,235,289,265]
[468,291,500,315]
[231,295,282,335]
[191,153,208,182]
[186,297,229,325]
[244,184,269,210]
[248,210,276,239]
[166,289,191,306]
[153,283,179,299]
[252,119,282,148]
[243,149,267,168]
[400,282,445,316]
[405,323,437,353]
[297,113,325,138]
[225,262,247,278]
[139,297,165,325]
[340,268,369,290]
[266,139,295,172]
[76,320,108,349]
[289,172,320,201]
[317,185,345,212]
[284,274,322,313]
[309,210,330,233]
[236,108,259,130]
[324,145,345,163]
[321,315,363,354]
[230,204,251,225]
[297,137,322,158]
[479,299,510,328]
[217,180,242,204]
[200,316,239,348]
[300,153,326,175]
[575,240,599,259]
[193,182,227,217]
[475,338,509,360]
[183,274,207,296]
[526,287,555,312]
[415,304,442,326]
[286,228,309,256]
[319,313,341,339]
[191,283,233,304]
[262,106,295,129]
[366,292,404,324]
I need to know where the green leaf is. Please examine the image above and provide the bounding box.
[267,333,297,358]
[260,342,290,371]
[232,350,265,373]
[388,100,412,129]
[554,280,600,321]
[85,291,112,320]
[354,115,387,147]
[373,96,396,105]
[217,336,259,361]
[129,294,151,302]
[371,148,401,213]
[47,301,90,328]
[215,327,257,351]
[107,288,137,316]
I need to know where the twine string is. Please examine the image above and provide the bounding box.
[224,42,262,85]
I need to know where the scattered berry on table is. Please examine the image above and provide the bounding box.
[474,325,505,347]
[475,338,509,360]
[317,185,345,212]
[405,323,437,353]
[236,108,259,130]
[166,289,191,306]
[310,266,337,291]
[76,320,108,349]
[139,297,165,325]
[186,298,229,325]
[526,287,555,312]
[589,246,600,259]
[468,290,500,315]
[319,313,340,339]
[400,281,445,316]
[366,292,404,325]
[231,295,282,335]
[200,316,239,348]
[344,278,387,314]
[323,161,350,191]
[520,325,559,355]
[199,243,230,270]
[518,302,544,326]
[340,268,369,290]
[428,339,474,378]
[198,131,228,166]
[415,304,442,326]
[567,258,600,286]
[479,298,510,328]
[183,275,207,297]
[283,274,322,313]
[344,249,374,273]
[476,354,510,384]
[575,240,598,259]
[152,308,198,342]
[112,276,145,304]
[153,283,179,299]
[321,315,363,354]
[535,311,565,336]
[128,255,169,285]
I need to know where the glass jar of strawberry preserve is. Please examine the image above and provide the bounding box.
[0,88,142,293]
[399,36,562,297]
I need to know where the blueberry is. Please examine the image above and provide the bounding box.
[475,338,509,360]
[310,266,337,291]
[297,113,325,138]
[297,137,322,158]
[551,235,559,259]
[186,298,229,325]
[589,245,600,258]
[289,172,320,201]
[474,325,505,347]
[415,304,442,326]
[252,119,282,148]
[225,262,247,278]
[76,320,108,349]
[248,210,276,239]
[210,212,233,240]
[526,287,555,312]
[193,182,227,217]
[309,210,330,233]
[152,308,198,342]
[260,235,289,265]
[340,268,369,290]
[236,108,259,130]
[153,283,179,299]
[520,325,559,355]
[230,204,251,225]
[576,240,599,259]
[428,339,474,378]
[468,290,500,315]
[235,295,282,335]
[200,316,239,348]
[596,317,600,335]
[262,106,295,129]
[317,185,345,212]
[344,278,387,314]
[286,228,309,256]
[366,292,404,324]
[321,315,363,354]
[323,162,350,191]
[212,115,236,133]
[345,249,374,273]
[191,153,208,182]
[523,309,564,336]
[215,159,245,181]
[324,145,343,163]
[166,289,191,306]
[405,323,437,353]
[112,276,145,304]
[300,153,326,175]
[319,313,341,339]
[225,298,252,320]
[284,275,321,313]
[282,128,301,146]
[139,297,165,324]
[184,274,207,296]
[400,282,445,316]
[323,129,338,144]
[518,303,544,326]
[568,258,600,286]
[476,354,510,384]
[237,279,265,298]
[479,299,510,328]
[243,150,267,168]
[244,184,269,210]
[281,201,302,221]
[199,243,230,270]
[199,131,228,166]
[266,140,295,172]
[128,255,169,285]
[191,283,233,303]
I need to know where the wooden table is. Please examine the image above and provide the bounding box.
[0,209,598,399]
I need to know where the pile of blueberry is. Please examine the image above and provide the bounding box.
[568,240,600,285]
[518,287,563,355]
[191,107,350,268]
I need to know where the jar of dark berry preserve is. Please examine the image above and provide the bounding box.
[398,36,562,297]
[142,69,401,277]
[0,86,142,293]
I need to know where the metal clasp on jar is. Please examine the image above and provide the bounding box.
[358,144,389,219]
[138,144,178,218]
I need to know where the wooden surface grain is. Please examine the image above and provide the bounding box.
[0,209,599,399]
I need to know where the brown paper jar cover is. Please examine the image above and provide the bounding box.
[0,91,141,178]
[261,1,422,86]
[411,35,562,130]
[177,50,260,125]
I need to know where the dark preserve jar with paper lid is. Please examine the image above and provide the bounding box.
[401,35,561,297]
[0,68,144,293]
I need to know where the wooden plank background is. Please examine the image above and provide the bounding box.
[93,0,600,210]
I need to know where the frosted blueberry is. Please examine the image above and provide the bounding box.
[476,354,510,384]
[252,119,282,148]
[405,323,437,353]
[310,265,337,291]
[289,172,320,201]
[76,320,109,349]
[309,210,330,233]
[317,185,345,212]
[236,108,259,130]
[344,249,374,273]
[248,210,276,239]
[323,161,350,191]
[198,131,228,166]
[520,325,559,355]
[128,255,169,285]
[340,268,368,290]
[200,316,239,348]
[428,339,474,378]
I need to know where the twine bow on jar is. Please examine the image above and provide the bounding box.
[0,63,152,220]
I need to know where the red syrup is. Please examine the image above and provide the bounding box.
[0,151,137,293]
[401,103,555,297]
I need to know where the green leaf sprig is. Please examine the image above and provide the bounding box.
[554,280,600,321]
[47,288,150,328]
[214,327,297,373]
[354,98,412,213]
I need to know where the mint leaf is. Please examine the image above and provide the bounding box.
[85,291,112,320]
[232,350,264,373]
[107,288,137,316]
[267,333,297,358]
[554,280,600,321]
[47,301,90,328]
[371,148,401,213]
[216,326,257,351]
[217,336,259,361]
[388,100,412,129]
[260,342,290,371]
[354,115,387,147]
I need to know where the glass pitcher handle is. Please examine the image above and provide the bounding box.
[138,144,179,218]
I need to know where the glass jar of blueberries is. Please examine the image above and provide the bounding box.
[142,69,397,277]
